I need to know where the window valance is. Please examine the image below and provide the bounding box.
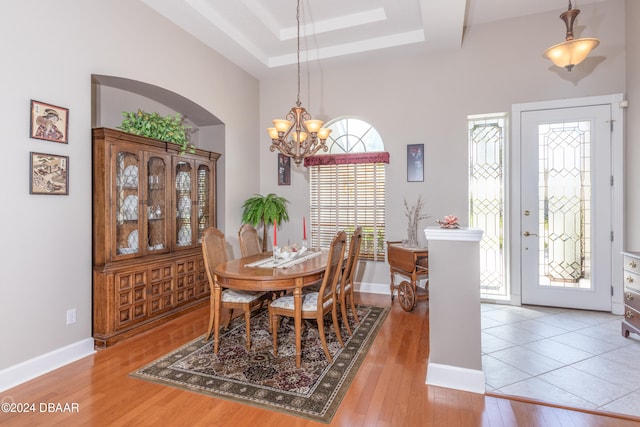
[304,152,390,167]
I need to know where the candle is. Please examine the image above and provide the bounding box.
[303,216,306,240]
[273,218,277,247]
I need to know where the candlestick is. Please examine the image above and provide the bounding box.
[273,218,277,247]
[303,216,306,240]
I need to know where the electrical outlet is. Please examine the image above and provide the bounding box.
[66,308,77,325]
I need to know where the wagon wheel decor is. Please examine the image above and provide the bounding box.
[398,281,416,311]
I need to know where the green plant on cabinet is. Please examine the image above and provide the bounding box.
[118,109,195,154]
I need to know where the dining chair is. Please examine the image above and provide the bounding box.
[338,226,362,336]
[202,227,270,350]
[268,230,347,363]
[238,223,262,257]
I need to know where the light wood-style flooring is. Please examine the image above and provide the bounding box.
[2,293,639,426]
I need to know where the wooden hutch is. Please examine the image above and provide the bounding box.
[92,128,220,348]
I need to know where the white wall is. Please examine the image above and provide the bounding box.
[625,0,640,251]
[0,0,259,373]
[259,0,628,289]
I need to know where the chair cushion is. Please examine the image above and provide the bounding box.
[221,289,267,303]
[270,292,334,312]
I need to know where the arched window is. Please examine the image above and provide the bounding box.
[305,118,388,261]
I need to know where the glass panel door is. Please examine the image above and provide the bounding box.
[145,155,169,252]
[196,163,211,244]
[115,149,140,256]
[175,160,193,248]
[521,105,611,310]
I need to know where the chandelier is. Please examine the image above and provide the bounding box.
[267,0,330,166]
[543,1,600,72]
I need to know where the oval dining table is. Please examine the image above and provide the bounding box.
[212,250,329,368]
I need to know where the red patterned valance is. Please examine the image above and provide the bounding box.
[304,152,390,167]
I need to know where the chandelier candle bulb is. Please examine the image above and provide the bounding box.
[293,131,307,142]
[317,128,332,140]
[273,120,292,134]
[304,120,324,133]
[267,128,279,139]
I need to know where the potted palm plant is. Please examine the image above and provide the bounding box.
[241,193,289,251]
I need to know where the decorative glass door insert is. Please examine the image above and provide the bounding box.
[469,114,507,299]
[537,121,590,288]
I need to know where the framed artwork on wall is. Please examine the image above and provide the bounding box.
[407,144,424,182]
[278,153,291,185]
[30,152,69,195]
[30,100,69,144]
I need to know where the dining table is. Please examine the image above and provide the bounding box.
[212,249,329,367]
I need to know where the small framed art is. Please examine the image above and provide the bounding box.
[278,153,291,185]
[407,144,424,182]
[30,152,69,195]
[30,100,69,143]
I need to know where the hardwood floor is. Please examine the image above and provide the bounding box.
[2,293,639,426]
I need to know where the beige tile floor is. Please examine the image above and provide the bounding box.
[482,303,640,418]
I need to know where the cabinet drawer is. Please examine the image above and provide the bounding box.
[624,255,640,275]
[624,287,640,312]
[624,270,640,292]
[624,305,640,331]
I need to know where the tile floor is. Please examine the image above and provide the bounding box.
[482,303,640,418]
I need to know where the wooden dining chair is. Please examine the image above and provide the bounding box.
[338,226,362,336]
[202,227,270,350]
[268,231,347,363]
[238,223,262,258]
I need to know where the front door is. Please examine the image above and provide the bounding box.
[520,104,612,310]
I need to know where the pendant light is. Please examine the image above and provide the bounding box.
[267,0,330,165]
[544,1,600,71]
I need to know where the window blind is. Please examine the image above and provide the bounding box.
[309,162,386,261]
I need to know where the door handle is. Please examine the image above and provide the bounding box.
[523,231,537,237]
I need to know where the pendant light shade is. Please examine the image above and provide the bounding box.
[544,1,600,71]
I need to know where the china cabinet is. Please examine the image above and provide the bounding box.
[622,251,640,338]
[92,128,220,348]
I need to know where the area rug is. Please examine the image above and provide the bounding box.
[131,303,389,423]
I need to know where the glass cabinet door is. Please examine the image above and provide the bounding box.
[196,162,213,244]
[175,160,194,248]
[145,155,170,253]
[114,149,141,256]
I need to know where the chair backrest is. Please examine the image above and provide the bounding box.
[316,231,347,312]
[341,226,362,290]
[202,227,229,285]
[238,224,261,258]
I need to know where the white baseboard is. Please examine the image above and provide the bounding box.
[426,359,485,394]
[354,281,390,295]
[0,338,95,392]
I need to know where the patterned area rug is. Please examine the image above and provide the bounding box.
[131,304,389,423]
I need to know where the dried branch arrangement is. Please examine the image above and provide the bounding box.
[404,195,430,247]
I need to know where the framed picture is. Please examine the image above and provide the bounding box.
[407,144,424,182]
[30,100,69,143]
[278,153,291,185]
[30,152,69,195]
